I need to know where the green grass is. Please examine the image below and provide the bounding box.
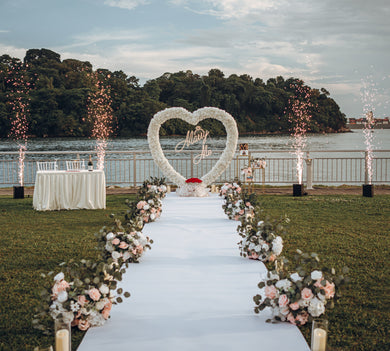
[0,194,389,350]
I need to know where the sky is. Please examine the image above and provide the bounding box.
[0,0,389,119]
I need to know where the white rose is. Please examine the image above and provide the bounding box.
[143,204,150,210]
[254,245,261,253]
[95,300,106,310]
[249,243,255,250]
[112,251,121,260]
[106,232,115,240]
[53,272,64,282]
[311,270,323,281]
[308,297,325,317]
[150,213,156,221]
[57,290,68,303]
[105,243,114,253]
[123,252,131,261]
[99,284,109,295]
[290,273,303,282]
[299,298,310,307]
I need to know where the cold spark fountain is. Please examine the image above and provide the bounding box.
[361,77,376,197]
[286,81,313,196]
[87,71,114,170]
[5,60,32,198]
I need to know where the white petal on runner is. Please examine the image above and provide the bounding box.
[78,194,310,351]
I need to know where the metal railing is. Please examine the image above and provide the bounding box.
[0,150,389,187]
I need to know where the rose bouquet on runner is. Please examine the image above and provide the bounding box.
[223,190,256,221]
[33,258,130,333]
[253,250,349,326]
[237,213,287,262]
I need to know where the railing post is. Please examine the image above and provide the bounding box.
[190,151,194,178]
[364,151,369,184]
[133,152,137,187]
[305,152,313,190]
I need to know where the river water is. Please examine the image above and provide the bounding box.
[1,129,389,158]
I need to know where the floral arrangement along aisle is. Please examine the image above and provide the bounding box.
[222,188,256,221]
[176,177,209,197]
[237,213,287,262]
[33,177,168,337]
[96,218,153,264]
[33,258,130,332]
[253,250,349,326]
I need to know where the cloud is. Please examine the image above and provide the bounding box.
[103,0,148,10]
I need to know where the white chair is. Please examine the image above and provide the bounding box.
[66,160,85,171]
[36,161,58,171]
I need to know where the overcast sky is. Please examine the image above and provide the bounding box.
[0,0,389,118]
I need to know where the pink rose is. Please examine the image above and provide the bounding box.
[52,280,70,298]
[78,319,90,331]
[324,281,335,299]
[140,210,145,214]
[278,294,289,308]
[136,245,144,254]
[234,215,240,221]
[102,300,112,320]
[112,238,120,245]
[119,241,129,249]
[289,302,300,311]
[268,254,276,262]
[77,295,87,307]
[245,202,251,207]
[248,252,259,260]
[143,216,149,223]
[136,201,147,210]
[314,279,323,289]
[151,207,156,213]
[264,285,278,299]
[301,287,313,300]
[296,312,309,326]
[239,209,244,215]
[287,313,296,325]
[89,288,101,301]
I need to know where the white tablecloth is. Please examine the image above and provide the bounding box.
[33,170,106,211]
[78,194,310,351]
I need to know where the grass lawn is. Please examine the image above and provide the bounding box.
[0,194,389,350]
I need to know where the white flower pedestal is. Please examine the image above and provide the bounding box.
[175,183,209,197]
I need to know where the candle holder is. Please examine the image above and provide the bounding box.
[311,318,328,351]
[55,317,71,351]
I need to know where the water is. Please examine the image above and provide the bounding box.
[1,129,389,158]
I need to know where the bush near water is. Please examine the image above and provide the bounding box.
[1,48,347,138]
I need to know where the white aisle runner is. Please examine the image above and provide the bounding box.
[78,194,309,351]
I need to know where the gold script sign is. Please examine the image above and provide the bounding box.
[175,126,212,164]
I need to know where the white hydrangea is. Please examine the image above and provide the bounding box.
[57,290,68,303]
[53,272,64,282]
[308,297,325,317]
[311,270,323,281]
[290,272,303,282]
[275,279,292,292]
[87,311,106,327]
[99,284,109,295]
[106,232,115,240]
[272,236,283,256]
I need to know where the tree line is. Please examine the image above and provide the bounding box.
[0,48,347,138]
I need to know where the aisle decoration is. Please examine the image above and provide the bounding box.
[138,177,167,200]
[176,177,209,197]
[253,250,349,326]
[33,259,130,333]
[147,107,238,188]
[96,219,153,264]
[237,213,287,262]
[222,190,256,221]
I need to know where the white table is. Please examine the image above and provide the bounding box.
[33,170,106,211]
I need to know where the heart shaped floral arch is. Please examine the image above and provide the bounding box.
[147,107,238,187]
